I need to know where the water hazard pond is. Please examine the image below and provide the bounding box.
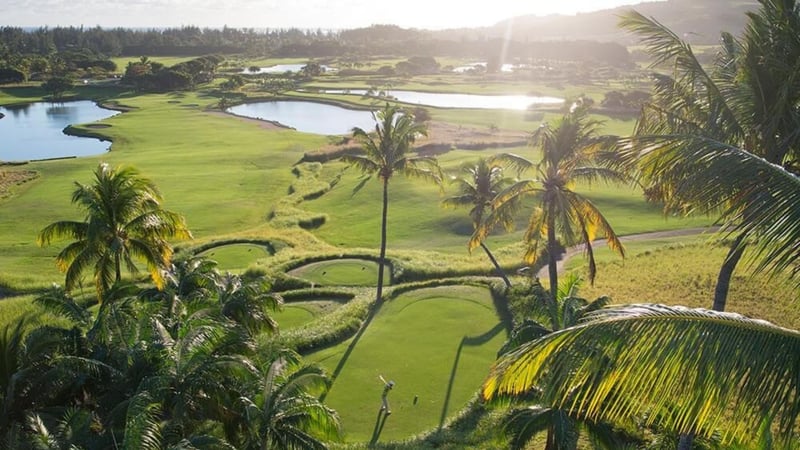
[227,101,375,135]
[320,89,564,110]
[228,88,565,135]
[0,100,119,162]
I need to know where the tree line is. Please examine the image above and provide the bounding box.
[0,24,632,66]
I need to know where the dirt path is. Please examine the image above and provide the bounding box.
[535,226,720,279]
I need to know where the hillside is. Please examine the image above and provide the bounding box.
[435,0,759,45]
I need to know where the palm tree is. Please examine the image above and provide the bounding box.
[483,303,800,447]
[496,275,624,450]
[482,140,800,445]
[476,106,625,300]
[618,0,800,311]
[341,103,441,305]
[236,351,341,450]
[215,272,282,336]
[38,163,192,300]
[442,157,517,287]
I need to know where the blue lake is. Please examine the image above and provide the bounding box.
[0,101,119,162]
[227,101,375,135]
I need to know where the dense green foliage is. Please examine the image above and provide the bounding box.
[0,264,341,449]
[483,2,800,448]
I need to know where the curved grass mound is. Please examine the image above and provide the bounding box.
[200,243,271,271]
[288,258,389,286]
[310,285,507,443]
[276,298,346,331]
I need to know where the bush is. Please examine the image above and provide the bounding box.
[0,67,25,84]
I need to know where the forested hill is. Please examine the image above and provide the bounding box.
[444,0,759,44]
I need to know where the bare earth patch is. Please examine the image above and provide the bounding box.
[0,169,39,200]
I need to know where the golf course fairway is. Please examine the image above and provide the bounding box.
[310,284,506,442]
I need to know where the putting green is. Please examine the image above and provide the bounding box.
[310,285,506,442]
[287,258,389,286]
[275,304,315,330]
[200,243,271,271]
[275,299,345,331]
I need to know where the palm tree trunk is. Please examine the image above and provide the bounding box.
[545,424,556,450]
[712,233,746,312]
[480,242,512,288]
[115,252,122,284]
[546,210,558,301]
[375,178,389,307]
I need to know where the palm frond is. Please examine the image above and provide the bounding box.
[34,285,92,327]
[493,152,536,175]
[483,304,800,445]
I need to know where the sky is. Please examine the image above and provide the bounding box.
[1,0,660,29]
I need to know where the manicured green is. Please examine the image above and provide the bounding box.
[311,285,507,442]
[276,299,345,330]
[275,304,316,330]
[200,243,271,271]
[287,259,388,286]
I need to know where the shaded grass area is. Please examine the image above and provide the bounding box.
[310,285,507,443]
[287,258,388,286]
[0,294,73,330]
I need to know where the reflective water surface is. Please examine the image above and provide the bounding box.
[0,101,119,161]
[320,89,563,110]
[227,101,375,135]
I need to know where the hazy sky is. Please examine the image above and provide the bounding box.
[2,0,660,29]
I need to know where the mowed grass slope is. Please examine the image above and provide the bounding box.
[303,151,711,254]
[311,285,507,442]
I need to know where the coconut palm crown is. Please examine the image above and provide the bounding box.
[38,163,191,299]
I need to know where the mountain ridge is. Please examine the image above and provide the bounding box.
[432,0,759,45]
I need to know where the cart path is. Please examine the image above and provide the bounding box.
[535,226,720,279]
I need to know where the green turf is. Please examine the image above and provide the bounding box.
[287,259,388,286]
[0,83,711,291]
[276,299,346,331]
[200,243,271,271]
[310,285,507,442]
[275,304,316,330]
[302,159,712,254]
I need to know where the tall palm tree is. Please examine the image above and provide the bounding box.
[341,103,441,305]
[618,0,800,310]
[483,141,800,446]
[476,107,625,300]
[442,157,517,287]
[38,163,192,300]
